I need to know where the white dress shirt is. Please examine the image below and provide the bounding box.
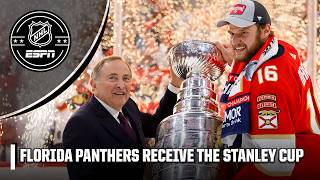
[168,83,180,94]
[95,96,121,124]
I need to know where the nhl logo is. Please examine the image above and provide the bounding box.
[28,21,52,48]
[10,10,70,72]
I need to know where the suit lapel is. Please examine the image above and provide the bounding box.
[88,97,136,146]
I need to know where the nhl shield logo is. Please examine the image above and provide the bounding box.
[10,10,70,71]
[28,21,52,47]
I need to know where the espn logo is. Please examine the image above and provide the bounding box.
[25,50,55,58]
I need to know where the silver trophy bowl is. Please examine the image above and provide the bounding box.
[153,40,224,180]
[169,40,224,81]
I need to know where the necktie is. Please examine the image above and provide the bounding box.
[118,112,137,143]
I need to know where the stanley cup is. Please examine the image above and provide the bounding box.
[153,40,225,180]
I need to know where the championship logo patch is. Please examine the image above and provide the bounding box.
[258,110,278,129]
[257,94,277,102]
[230,4,246,15]
[10,10,70,72]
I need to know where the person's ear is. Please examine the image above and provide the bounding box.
[261,24,271,39]
[90,78,97,92]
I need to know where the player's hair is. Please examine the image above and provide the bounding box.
[257,24,274,37]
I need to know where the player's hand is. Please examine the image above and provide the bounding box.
[214,41,234,66]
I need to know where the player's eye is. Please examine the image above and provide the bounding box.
[108,75,118,81]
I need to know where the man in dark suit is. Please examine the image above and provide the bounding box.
[63,56,182,180]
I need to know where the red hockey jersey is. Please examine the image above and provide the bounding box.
[231,40,320,179]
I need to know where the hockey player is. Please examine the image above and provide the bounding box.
[215,0,320,179]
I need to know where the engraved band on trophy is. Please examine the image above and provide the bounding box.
[153,40,225,180]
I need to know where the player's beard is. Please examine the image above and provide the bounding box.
[235,32,265,62]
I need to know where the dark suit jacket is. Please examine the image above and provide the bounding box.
[63,89,177,180]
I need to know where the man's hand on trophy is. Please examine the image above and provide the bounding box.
[169,66,183,89]
[214,41,234,66]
